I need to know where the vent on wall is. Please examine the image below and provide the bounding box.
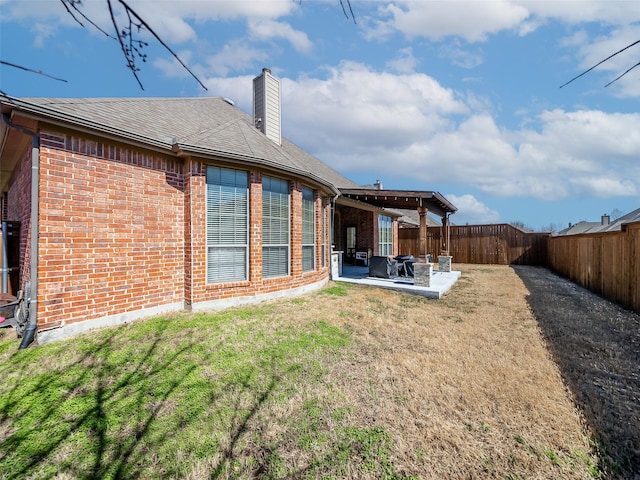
[253,68,281,146]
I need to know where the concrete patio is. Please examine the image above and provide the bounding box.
[334,264,461,299]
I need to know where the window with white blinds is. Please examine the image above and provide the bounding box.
[378,214,393,256]
[262,176,290,278]
[321,197,327,267]
[206,167,248,283]
[302,187,315,272]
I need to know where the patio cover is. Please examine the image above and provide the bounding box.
[338,188,457,218]
[338,188,457,258]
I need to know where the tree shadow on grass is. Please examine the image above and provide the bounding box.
[512,265,640,479]
[0,318,299,479]
[0,321,214,479]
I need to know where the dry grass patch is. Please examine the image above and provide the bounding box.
[299,264,598,478]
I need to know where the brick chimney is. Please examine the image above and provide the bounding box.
[253,68,281,146]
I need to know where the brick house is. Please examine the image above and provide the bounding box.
[0,69,456,345]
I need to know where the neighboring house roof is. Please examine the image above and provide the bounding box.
[554,208,640,235]
[597,207,640,232]
[555,221,603,236]
[0,95,359,194]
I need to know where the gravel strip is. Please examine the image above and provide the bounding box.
[513,265,640,479]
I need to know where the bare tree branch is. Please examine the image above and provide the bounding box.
[107,0,144,89]
[59,0,207,90]
[339,0,356,24]
[116,0,207,91]
[0,60,68,83]
[7,0,358,90]
[604,59,640,87]
[60,0,115,38]
[560,39,640,88]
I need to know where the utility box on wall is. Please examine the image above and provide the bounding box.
[1,221,20,295]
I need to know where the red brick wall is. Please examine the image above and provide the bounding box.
[37,132,185,330]
[339,205,376,253]
[7,128,333,331]
[335,205,399,257]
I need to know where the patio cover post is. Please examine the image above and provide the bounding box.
[441,214,450,255]
[418,206,428,262]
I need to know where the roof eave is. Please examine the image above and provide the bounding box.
[2,96,173,154]
[0,96,340,197]
[174,143,340,196]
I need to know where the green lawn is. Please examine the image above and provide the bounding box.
[0,285,412,479]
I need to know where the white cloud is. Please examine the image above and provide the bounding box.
[125,0,304,48]
[437,40,485,69]
[204,40,270,77]
[378,0,530,42]
[366,1,640,44]
[32,22,59,48]
[235,63,640,203]
[284,61,467,135]
[446,194,501,224]
[569,177,638,197]
[199,63,640,202]
[248,19,313,53]
[386,47,418,73]
[518,0,640,25]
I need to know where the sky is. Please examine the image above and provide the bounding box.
[1,0,639,231]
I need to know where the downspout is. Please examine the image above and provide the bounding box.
[2,113,39,349]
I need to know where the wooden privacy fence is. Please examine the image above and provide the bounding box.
[547,222,640,313]
[398,224,548,265]
[397,221,639,313]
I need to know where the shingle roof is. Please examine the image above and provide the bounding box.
[555,221,603,236]
[554,208,640,235]
[598,207,640,232]
[2,96,358,191]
